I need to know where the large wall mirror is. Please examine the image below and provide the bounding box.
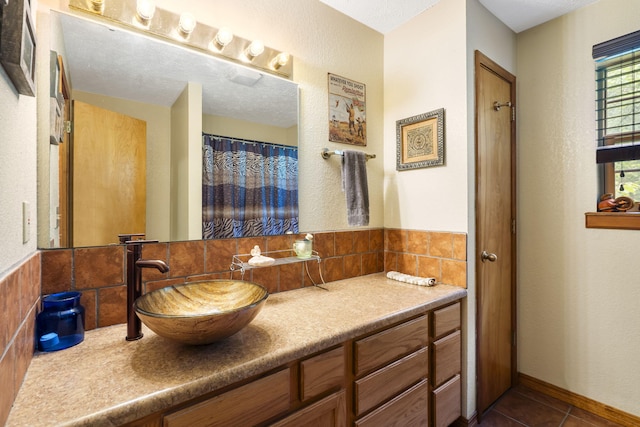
[40,10,299,249]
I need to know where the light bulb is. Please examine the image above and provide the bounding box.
[136,0,156,21]
[178,12,196,36]
[246,40,265,59]
[213,27,234,49]
[271,52,290,69]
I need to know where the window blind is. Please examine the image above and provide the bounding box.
[594,33,640,164]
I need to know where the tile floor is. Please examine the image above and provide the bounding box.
[480,385,624,426]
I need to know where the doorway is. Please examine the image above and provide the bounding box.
[71,101,147,247]
[475,50,517,418]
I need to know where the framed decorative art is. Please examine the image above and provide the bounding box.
[328,73,367,146]
[0,0,37,96]
[396,108,445,171]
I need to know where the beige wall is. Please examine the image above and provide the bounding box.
[517,0,640,416]
[384,0,469,233]
[0,29,39,275]
[202,114,297,147]
[170,82,202,241]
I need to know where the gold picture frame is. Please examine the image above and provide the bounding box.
[396,108,445,170]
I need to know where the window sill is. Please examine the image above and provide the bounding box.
[585,212,640,230]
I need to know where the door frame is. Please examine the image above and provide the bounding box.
[474,50,518,416]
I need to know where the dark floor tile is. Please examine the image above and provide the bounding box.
[567,407,624,427]
[562,415,599,427]
[514,385,572,413]
[481,409,527,426]
[494,389,567,426]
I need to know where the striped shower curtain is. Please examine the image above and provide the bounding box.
[202,134,299,239]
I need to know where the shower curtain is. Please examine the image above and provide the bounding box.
[202,134,299,239]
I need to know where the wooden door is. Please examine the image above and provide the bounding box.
[475,50,517,417]
[72,101,146,247]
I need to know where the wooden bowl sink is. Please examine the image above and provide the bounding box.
[134,280,268,345]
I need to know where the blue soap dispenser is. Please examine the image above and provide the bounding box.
[36,291,85,352]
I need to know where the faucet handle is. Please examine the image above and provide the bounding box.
[118,233,146,244]
[124,239,159,245]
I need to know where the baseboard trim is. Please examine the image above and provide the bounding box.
[518,373,640,426]
[452,412,478,427]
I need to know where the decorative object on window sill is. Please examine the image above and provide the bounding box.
[67,0,293,79]
[597,193,634,212]
[328,73,367,147]
[0,0,36,96]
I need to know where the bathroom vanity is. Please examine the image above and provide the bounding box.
[7,273,466,426]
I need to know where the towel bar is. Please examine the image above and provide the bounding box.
[321,148,376,161]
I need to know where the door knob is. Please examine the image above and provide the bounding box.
[481,251,498,262]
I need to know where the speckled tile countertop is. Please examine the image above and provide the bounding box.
[7,273,466,427]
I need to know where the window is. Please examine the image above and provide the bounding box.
[594,30,640,201]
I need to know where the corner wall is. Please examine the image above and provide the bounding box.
[384,0,470,416]
[517,0,640,416]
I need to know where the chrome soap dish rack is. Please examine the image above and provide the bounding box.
[230,249,327,288]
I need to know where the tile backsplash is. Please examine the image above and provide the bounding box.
[40,230,386,331]
[384,229,467,288]
[39,228,467,334]
[0,253,40,426]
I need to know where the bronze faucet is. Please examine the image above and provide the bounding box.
[125,240,169,341]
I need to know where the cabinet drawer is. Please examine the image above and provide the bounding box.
[354,315,429,376]
[271,391,347,427]
[300,346,345,401]
[433,374,461,427]
[433,302,460,339]
[355,379,429,427]
[163,368,290,427]
[355,346,428,416]
[433,330,461,387]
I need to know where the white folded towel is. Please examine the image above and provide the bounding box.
[386,271,436,286]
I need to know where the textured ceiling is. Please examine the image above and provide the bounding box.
[319,0,440,34]
[319,0,600,34]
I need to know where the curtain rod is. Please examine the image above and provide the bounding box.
[203,133,298,151]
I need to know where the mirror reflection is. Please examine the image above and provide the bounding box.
[42,11,299,248]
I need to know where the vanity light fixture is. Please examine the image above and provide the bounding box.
[68,0,293,78]
[211,27,233,51]
[245,40,265,60]
[271,52,290,70]
[135,0,155,23]
[178,12,196,37]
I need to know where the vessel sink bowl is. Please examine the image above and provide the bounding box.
[134,280,268,345]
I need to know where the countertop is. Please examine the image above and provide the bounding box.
[7,273,467,427]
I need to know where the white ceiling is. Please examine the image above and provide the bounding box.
[319,0,600,34]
